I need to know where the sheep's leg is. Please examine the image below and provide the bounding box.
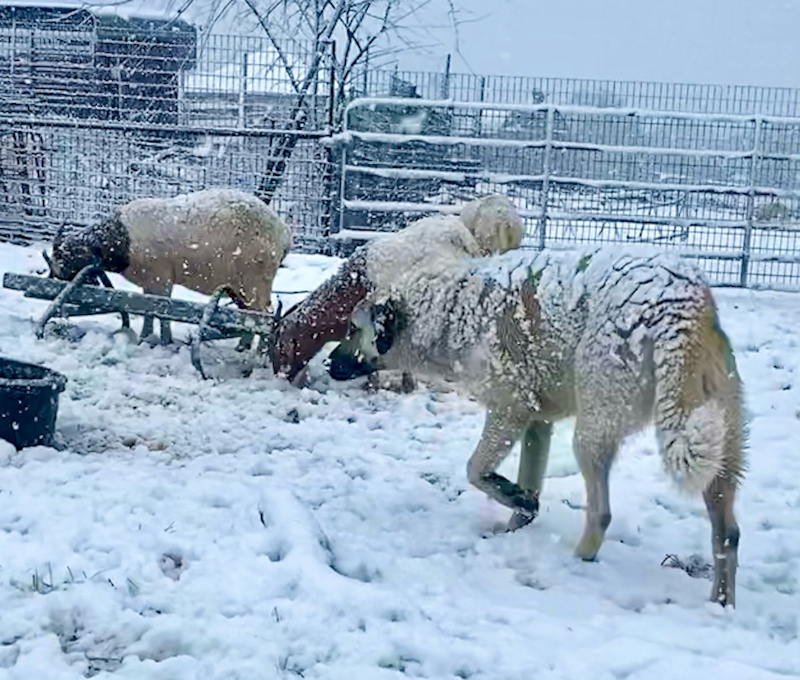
[508,420,553,531]
[223,289,254,352]
[466,407,538,521]
[703,475,739,607]
[241,284,275,355]
[159,318,173,346]
[139,314,157,346]
[573,420,617,561]
[139,284,172,346]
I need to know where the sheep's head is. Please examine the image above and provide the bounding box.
[271,247,372,382]
[49,214,131,281]
[327,300,401,381]
[460,194,524,256]
[48,223,82,280]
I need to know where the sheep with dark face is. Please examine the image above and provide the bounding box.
[49,188,291,346]
[271,194,524,384]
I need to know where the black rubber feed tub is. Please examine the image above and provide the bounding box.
[0,357,67,449]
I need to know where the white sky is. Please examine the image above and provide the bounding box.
[404,0,800,88]
[17,0,800,87]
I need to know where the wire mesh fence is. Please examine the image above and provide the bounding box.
[0,22,334,249]
[0,120,333,249]
[0,16,332,130]
[361,69,800,117]
[180,34,332,130]
[337,98,800,290]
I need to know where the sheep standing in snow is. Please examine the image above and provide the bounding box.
[49,188,291,347]
[337,247,745,607]
[271,194,524,383]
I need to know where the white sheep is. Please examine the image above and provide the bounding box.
[336,246,746,607]
[271,193,524,382]
[49,188,292,346]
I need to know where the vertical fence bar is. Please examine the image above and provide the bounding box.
[740,116,763,287]
[538,106,555,250]
[336,143,347,237]
[335,99,351,238]
[476,76,486,137]
[328,39,336,131]
[324,39,337,240]
[237,51,248,129]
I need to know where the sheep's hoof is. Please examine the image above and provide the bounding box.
[235,339,254,353]
[138,334,161,348]
[400,371,416,394]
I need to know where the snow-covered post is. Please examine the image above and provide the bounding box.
[538,105,555,250]
[741,116,763,287]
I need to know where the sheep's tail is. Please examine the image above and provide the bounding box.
[653,291,745,494]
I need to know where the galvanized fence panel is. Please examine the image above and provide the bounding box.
[0,119,333,249]
[336,98,800,290]
[0,28,335,248]
[362,69,800,117]
[0,23,333,130]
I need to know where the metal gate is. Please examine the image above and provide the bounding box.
[334,97,800,290]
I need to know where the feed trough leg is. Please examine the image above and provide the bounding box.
[36,264,102,339]
[191,286,235,380]
[35,264,130,339]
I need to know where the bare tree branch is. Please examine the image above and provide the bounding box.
[191,0,464,203]
[241,0,302,93]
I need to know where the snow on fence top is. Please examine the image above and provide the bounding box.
[183,47,316,97]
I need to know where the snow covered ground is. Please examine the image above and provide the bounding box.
[0,242,798,680]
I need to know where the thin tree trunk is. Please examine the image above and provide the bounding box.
[256,0,346,203]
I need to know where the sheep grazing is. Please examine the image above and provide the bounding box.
[49,188,292,346]
[271,194,524,384]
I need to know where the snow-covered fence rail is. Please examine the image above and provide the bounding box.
[334,97,800,290]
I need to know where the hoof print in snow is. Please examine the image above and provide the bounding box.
[661,553,713,580]
[261,536,287,563]
[159,552,186,581]
[42,321,87,343]
[330,555,381,583]
[284,408,301,424]
[514,571,548,590]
